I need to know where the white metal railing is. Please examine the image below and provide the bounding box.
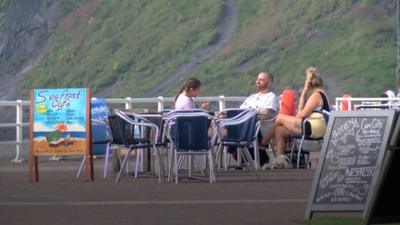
[3,95,399,163]
[0,100,30,163]
[335,97,400,111]
[0,96,246,163]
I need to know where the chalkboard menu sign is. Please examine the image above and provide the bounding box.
[305,110,397,219]
[29,88,93,182]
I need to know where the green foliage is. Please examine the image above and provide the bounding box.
[46,131,61,142]
[0,0,8,11]
[24,0,397,98]
[193,0,397,97]
[25,0,221,97]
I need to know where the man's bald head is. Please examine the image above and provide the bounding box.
[256,71,273,92]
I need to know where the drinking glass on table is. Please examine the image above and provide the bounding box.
[258,108,269,120]
[200,101,209,110]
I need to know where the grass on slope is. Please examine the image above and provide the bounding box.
[0,0,8,11]
[24,0,222,97]
[24,0,397,98]
[184,0,397,98]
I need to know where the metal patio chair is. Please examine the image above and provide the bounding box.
[215,108,260,179]
[288,110,330,169]
[77,98,113,179]
[164,111,217,183]
[112,110,165,183]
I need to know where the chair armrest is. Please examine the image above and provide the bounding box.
[254,120,261,140]
[129,112,153,123]
[116,110,160,143]
[217,110,257,128]
[215,108,252,123]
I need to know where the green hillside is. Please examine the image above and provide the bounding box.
[24,0,222,97]
[190,0,397,98]
[24,0,397,98]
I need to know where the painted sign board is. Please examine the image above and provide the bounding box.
[29,88,93,182]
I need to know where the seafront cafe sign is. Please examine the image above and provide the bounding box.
[29,88,93,182]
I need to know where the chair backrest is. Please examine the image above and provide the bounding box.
[322,109,330,124]
[117,110,161,145]
[122,115,138,145]
[109,114,141,147]
[165,109,207,116]
[225,109,246,141]
[173,115,210,151]
[91,98,112,155]
[107,114,127,146]
[139,113,164,142]
[223,109,258,143]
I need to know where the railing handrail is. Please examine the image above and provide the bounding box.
[104,96,246,102]
[0,100,30,106]
[5,95,397,162]
[335,97,400,101]
[335,96,400,111]
[0,95,247,162]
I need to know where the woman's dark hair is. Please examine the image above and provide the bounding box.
[175,77,202,101]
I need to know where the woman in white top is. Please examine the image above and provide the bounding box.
[175,77,208,110]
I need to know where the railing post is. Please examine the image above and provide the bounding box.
[335,99,339,111]
[218,95,226,111]
[125,97,132,111]
[157,96,164,112]
[12,100,23,163]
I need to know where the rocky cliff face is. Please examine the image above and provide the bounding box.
[0,0,80,100]
[0,0,81,142]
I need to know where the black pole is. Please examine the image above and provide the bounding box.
[397,0,400,79]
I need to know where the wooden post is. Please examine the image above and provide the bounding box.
[85,88,94,181]
[29,90,39,182]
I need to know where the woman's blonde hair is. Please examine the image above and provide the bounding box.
[306,67,318,77]
[306,67,323,88]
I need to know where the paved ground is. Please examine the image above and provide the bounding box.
[0,158,360,225]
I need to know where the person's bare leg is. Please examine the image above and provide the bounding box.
[275,114,302,135]
[274,126,291,155]
[261,121,280,145]
[261,114,302,145]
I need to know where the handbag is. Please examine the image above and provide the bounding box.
[303,111,327,139]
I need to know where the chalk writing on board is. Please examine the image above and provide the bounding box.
[314,117,386,204]
[331,118,359,146]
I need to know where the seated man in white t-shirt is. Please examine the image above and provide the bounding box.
[240,71,279,120]
[229,71,279,167]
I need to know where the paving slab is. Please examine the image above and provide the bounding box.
[0,158,351,225]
